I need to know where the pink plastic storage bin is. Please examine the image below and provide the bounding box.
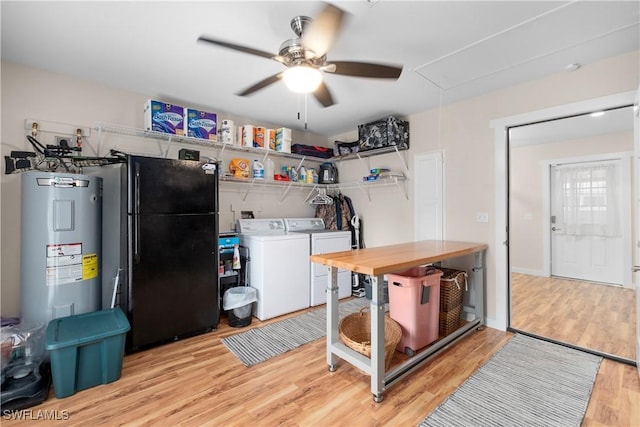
[387,267,443,356]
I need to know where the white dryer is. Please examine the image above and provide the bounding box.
[237,218,310,320]
[284,218,352,306]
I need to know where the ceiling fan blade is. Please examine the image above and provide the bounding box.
[327,61,403,79]
[197,35,282,62]
[313,81,335,108]
[302,4,345,59]
[237,73,283,97]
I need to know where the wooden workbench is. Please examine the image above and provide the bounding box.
[310,240,488,402]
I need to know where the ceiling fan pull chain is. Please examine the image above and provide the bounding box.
[304,93,308,130]
[297,94,301,121]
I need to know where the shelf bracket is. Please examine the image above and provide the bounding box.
[354,182,372,203]
[393,146,409,172]
[295,156,307,169]
[163,135,174,158]
[303,184,320,203]
[279,182,295,203]
[261,151,271,163]
[355,152,370,176]
[399,176,409,200]
[242,179,257,202]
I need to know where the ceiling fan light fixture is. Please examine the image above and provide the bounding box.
[283,65,322,93]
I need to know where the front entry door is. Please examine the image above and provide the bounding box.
[550,160,625,285]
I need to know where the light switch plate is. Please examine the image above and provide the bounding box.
[476,212,489,223]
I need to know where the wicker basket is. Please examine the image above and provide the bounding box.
[438,268,467,311]
[439,306,462,336]
[339,308,402,371]
[438,268,467,336]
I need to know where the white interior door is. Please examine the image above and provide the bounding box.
[550,160,625,285]
[414,151,444,241]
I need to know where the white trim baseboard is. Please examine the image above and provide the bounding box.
[510,267,547,277]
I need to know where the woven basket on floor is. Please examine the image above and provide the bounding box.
[439,306,462,336]
[438,268,467,336]
[339,308,402,371]
[438,268,467,311]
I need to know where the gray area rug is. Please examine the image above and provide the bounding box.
[418,333,602,427]
[221,297,369,367]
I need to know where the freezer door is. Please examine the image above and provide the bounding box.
[128,155,217,214]
[127,213,218,351]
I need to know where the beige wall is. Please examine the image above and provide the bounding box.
[510,132,633,274]
[0,62,325,316]
[2,50,639,322]
[334,50,639,325]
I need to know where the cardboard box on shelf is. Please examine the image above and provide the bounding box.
[144,100,184,135]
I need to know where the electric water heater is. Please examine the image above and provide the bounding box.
[20,171,102,326]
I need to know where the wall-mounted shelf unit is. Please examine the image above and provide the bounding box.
[326,174,408,202]
[94,122,408,202]
[94,122,327,164]
[221,176,320,202]
[333,145,409,173]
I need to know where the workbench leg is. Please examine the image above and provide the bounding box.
[370,274,386,402]
[326,266,339,371]
[473,250,486,329]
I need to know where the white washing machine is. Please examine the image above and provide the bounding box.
[237,218,310,320]
[284,218,352,306]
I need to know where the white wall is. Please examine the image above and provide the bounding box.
[2,50,639,321]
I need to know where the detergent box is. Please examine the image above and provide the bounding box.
[144,100,184,135]
[229,158,250,179]
[185,108,217,141]
[266,129,276,150]
[253,126,266,148]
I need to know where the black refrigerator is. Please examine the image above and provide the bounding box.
[121,155,219,352]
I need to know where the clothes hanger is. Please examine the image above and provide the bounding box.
[309,188,333,205]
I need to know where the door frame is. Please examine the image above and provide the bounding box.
[490,90,636,331]
[542,153,633,287]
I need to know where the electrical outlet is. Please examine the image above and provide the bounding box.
[476,212,489,223]
[54,135,70,146]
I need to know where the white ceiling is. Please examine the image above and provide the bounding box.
[1,1,638,137]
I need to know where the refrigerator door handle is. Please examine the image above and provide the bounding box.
[134,165,141,262]
[135,164,141,215]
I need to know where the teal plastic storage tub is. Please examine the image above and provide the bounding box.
[45,308,130,398]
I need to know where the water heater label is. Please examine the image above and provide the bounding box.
[46,243,83,286]
[46,243,82,258]
[82,253,98,280]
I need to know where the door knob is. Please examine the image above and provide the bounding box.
[551,226,562,231]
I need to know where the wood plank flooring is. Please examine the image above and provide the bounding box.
[510,273,637,360]
[3,299,638,426]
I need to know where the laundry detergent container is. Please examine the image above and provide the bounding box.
[388,267,442,356]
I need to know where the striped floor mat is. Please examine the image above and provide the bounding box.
[221,297,369,367]
[419,333,602,427]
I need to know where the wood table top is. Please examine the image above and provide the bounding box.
[309,240,487,276]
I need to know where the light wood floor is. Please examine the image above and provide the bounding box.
[511,273,637,360]
[3,303,639,426]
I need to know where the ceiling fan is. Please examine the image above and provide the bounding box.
[197,3,403,108]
